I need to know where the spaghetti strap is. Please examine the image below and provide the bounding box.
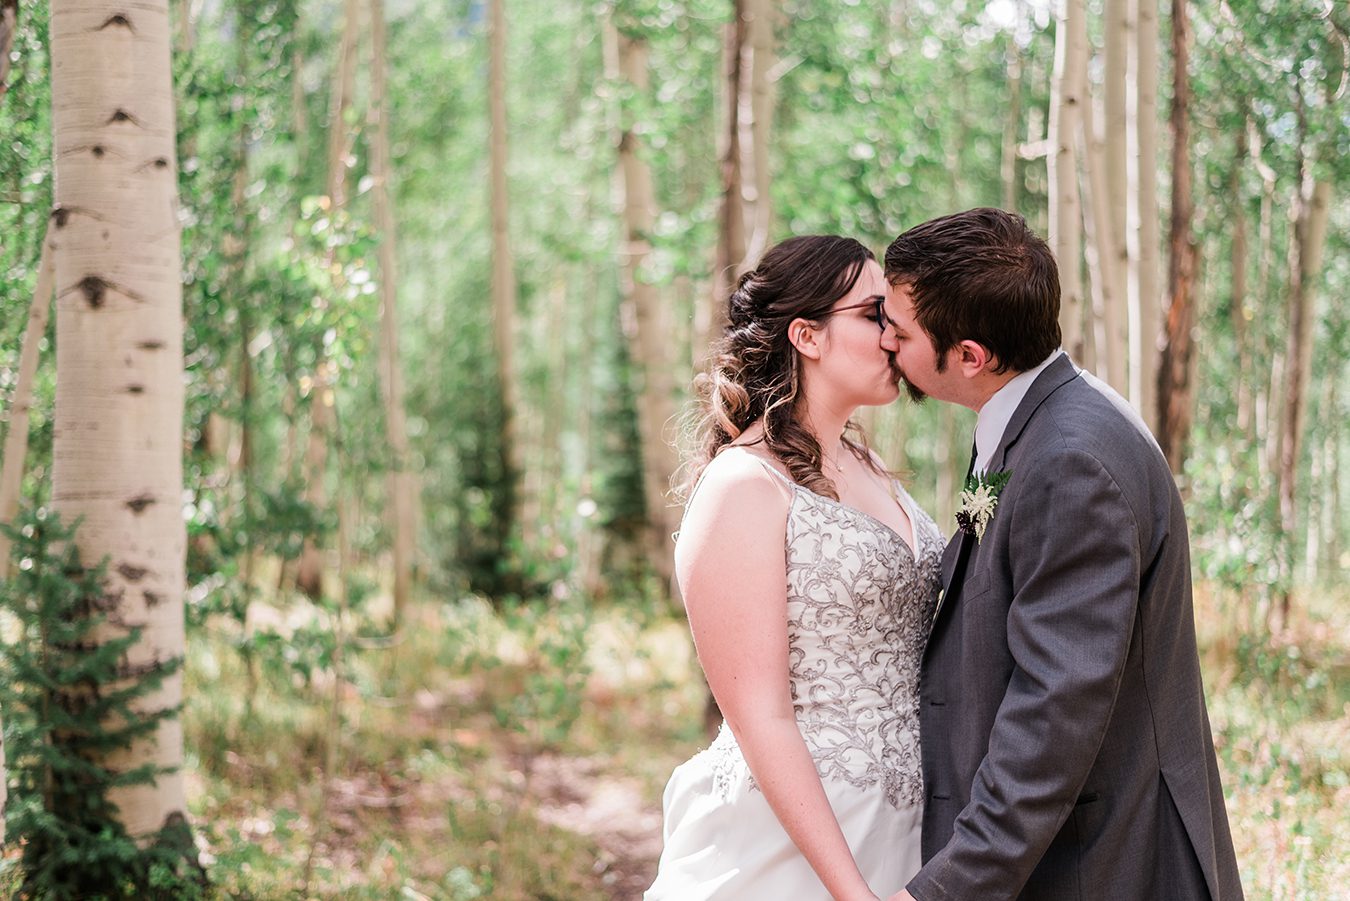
[741,452,797,488]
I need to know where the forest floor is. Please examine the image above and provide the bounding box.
[184,591,705,899]
[177,581,1347,899]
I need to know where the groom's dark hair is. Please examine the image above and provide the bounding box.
[884,207,1060,373]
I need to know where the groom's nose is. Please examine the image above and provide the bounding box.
[879,320,900,352]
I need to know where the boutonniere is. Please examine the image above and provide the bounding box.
[956,470,1012,542]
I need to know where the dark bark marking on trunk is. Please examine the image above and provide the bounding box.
[98,13,134,32]
[52,206,71,228]
[108,109,140,126]
[92,145,105,157]
[143,589,163,607]
[126,494,154,513]
[76,275,109,307]
[138,340,165,350]
[116,562,148,581]
[61,275,142,307]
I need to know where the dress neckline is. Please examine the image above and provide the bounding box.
[736,451,918,559]
[785,480,919,560]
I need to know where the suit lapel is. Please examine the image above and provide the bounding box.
[984,353,1080,475]
[932,529,973,626]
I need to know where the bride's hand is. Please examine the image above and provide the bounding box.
[886,891,916,901]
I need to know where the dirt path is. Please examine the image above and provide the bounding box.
[530,754,665,899]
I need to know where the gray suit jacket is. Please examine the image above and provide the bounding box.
[908,355,1243,901]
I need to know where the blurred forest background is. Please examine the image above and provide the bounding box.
[0,0,1347,898]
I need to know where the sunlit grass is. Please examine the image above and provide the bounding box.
[176,578,1346,899]
[1196,582,1350,900]
[182,588,706,898]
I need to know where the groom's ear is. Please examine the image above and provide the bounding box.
[954,340,996,377]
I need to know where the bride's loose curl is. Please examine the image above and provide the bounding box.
[681,235,887,501]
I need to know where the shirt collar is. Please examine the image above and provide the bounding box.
[973,349,1064,474]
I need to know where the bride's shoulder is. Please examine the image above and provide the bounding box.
[683,446,793,525]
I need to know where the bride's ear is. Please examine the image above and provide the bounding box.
[788,317,824,360]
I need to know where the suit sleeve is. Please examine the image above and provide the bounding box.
[908,448,1144,901]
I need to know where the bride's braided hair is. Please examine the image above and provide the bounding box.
[681,235,885,501]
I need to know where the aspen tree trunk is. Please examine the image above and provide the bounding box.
[609,22,681,592]
[1129,0,1161,431]
[701,0,748,364]
[297,0,361,597]
[225,23,254,570]
[575,266,602,597]
[540,276,570,525]
[0,226,55,574]
[326,0,360,208]
[1103,0,1130,390]
[1048,0,1087,361]
[1156,0,1195,472]
[369,0,416,622]
[0,225,51,831]
[488,0,522,542]
[1000,48,1023,213]
[1323,378,1341,579]
[1230,127,1252,436]
[0,0,16,103]
[292,41,308,174]
[1277,171,1332,619]
[49,0,195,852]
[173,0,196,57]
[742,0,776,266]
[1253,128,1281,481]
[1081,90,1125,391]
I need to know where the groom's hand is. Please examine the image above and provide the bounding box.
[887,892,916,901]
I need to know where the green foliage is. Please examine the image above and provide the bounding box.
[0,510,203,899]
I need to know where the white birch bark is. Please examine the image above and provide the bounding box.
[608,23,681,592]
[0,0,16,102]
[0,226,55,574]
[49,0,190,842]
[1129,0,1161,431]
[1048,0,1087,360]
[1000,50,1023,213]
[0,224,54,832]
[1103,0,1130,389]
[369,0,416,621]
[742,0,776,267]
[298,0,361,596]
[488,0,522,532]
[700,0,747,366]
[1278,176,1332,530]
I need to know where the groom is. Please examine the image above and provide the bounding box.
[879,209,1243,900]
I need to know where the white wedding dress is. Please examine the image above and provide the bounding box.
[646,461,942,899]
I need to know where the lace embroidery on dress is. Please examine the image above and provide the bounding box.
[708,470,942,811]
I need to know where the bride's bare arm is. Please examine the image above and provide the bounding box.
[675,452,879,901]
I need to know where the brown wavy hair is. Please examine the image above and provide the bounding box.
[885,207,1060,373]
[681,235,886,501]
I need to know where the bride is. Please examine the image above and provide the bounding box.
[646,235,942,899]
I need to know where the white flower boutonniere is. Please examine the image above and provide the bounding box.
[956,470,1012,542]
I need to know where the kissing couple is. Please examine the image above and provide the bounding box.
[645,208,1244,900]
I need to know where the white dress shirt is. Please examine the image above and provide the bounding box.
[973,349,1066,475]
